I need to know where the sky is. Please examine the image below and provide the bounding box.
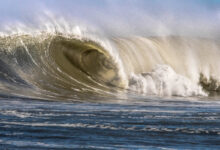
[0,0,220,37]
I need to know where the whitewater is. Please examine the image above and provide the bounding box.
[1,2,220,149]
[0,21,220,99]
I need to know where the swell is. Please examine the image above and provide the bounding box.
[0,33,220,100]
[0,33,125,100]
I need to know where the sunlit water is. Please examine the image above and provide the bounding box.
[0,14,220,150]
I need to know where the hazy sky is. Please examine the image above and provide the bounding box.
[0,0,220,37]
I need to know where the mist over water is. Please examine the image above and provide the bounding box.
[1,0,220,36]
[0,3,220,98]
[1,1,220,149]
[0,1,219,98]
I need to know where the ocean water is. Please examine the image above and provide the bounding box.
[0,9,220,149]
[0,95,220,149]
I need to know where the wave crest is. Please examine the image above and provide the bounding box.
[0,31,220,99]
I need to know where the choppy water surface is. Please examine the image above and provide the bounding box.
[0,13,220,149]
[0,95,220,149]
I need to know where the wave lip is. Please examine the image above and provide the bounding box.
[0,32,220,98]
[0,33,128,100]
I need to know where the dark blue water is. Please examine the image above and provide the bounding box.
[0,95,220,149]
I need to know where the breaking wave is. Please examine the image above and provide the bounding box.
[0,23,220,100]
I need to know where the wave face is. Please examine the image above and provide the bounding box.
[115,37,220,96]
[0,30,220,100]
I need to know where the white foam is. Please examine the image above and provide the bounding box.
[0,12,219,97]
[129,65,207,97]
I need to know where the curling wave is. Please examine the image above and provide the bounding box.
[0,31,220,99]
[0,33,127,100]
